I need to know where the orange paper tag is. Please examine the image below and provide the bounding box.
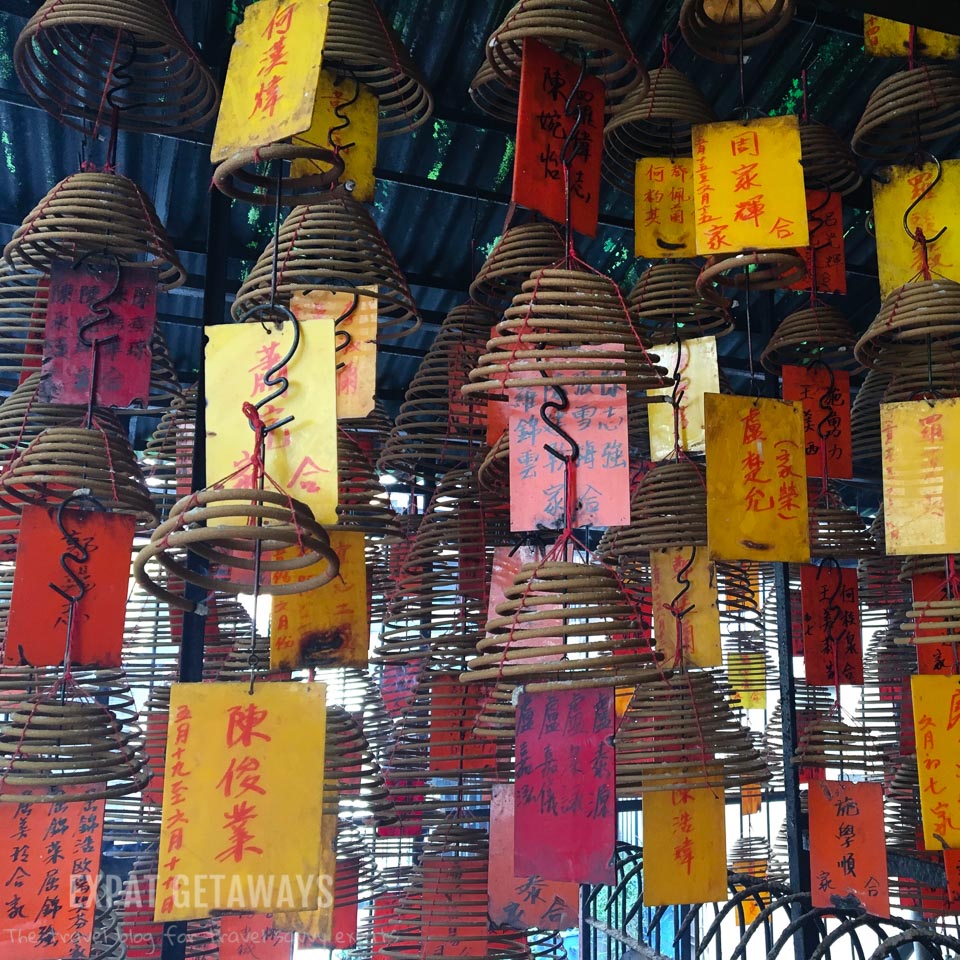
[220,914,293,960]
[912,674,960,850]
[800,564,863,686]
[781,366,852,481]
[789,191,847,295]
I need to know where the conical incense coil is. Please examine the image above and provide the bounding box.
[718,561,766,648]
[0,264,48,379]
[367,540,392,630]
[142,387,197,520]
[231,192,420,339]
[850,366,891,467]
[855,279,960,367]
[760,305,859,373]
[334,825,386,907]
[477,431,510,494]
[122,559,184,684]
[881,342,960,402]
[679,0,795,63]
[202,596,258,680]
[530,932,568,960]
[885,756,921,851]
[901,566,960,647]
[858,511,911,624]
[625,396,651,461]
[484,0,647,113]
[88,906,128,960]
[627,262,733,343]
[313,665,397,759]
[799,120,862,196]
[615,669,770,793]
[698,250,806,293]
[380,303,495,476]
[472,681,519,743]
[808,491,876,559]
[340,400,394,464]
[14,0,218,135]
[730,836,771,879]
[724,636,776,693]
[852,65,960,160]
[791,716,885,778]
[214,628,277,683]
[336,429,401,540]
[469,222,565,309]
[762,683,835,787]
[464,265,670,394]
[602,66,716,192]
[4,171,185,289]
[133,487,339,611]
[468,57,519,122]
[98,797,163,853]
[141,685,170,810]
[130,327,183,416]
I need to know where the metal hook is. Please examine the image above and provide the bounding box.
[903,154,947,244]
[72,253,122,349]
[560,50,589,172]
[48,492,107,605]
[328,73,361,155]
[805,359,840,443]
[668,545,698,623]
[539,384,580,464]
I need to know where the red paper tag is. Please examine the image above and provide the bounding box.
[513,39,604,237]
[487,398,509,446]
[800,564,863,685]
[946,850,960,903]
[39,259,157,408]
[789,191,847,295]
[304,859,359,950]
[514,688,615,884]
[372,894,401,960]
[781,366,853,480]
[913,572,959,675]
[220,914,293,960]
[5,505,135,668]
[379,662,420,720]
[429,676,498,773]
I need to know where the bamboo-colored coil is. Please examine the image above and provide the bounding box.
[133,487,339,611]
[469,223,565,309]
[760,305,860,373]
[0,264,47,380]
[122,561,184,684]
[312,664,397,759]
[468,58,519,122]
[808,491,876,559]
[232,191,421,339]
[730,835,771,870]
[791,716,885,777]
[885,756,921,852]
[214,629,277,683]
[14,0,219,135]
[698,250,806,293]
[336,429,401,540]
[89,907,127,960]
[852,65,960,159]
[799,120,862,196]
[340,399,394,464]
[850,366,891,467]
[142,387,196,520]
[679,0,795,63]
[198,595,256,681]
[128,326,184,417]
[603,66,716,192]
[466,266,669,394]
[880,342,960,402]
[762,685,837,788]
[478,431,510,494]
[4,171,185,289]
[212,143,345,205]
[858,511,912,624]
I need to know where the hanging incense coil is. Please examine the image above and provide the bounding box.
[808,490,876,559]
[129,327,183,416]
[679,0,795,63]
[602,66,716,192]
[625,394,652,461]
[477,431,510,494]
[142,387,197,520]
[141,685,169,809]
[232,191,420,338]
[530,933,568,960]
[466,265,670,394]
[212,143,346,205]
[89,907,128,960]
[799,120,862,196]
[469,222,565,309]
[5,171,185,289]
[698,250,806,293]
[850,366,891,468]
[133,487,339,610]
[472,681,519,743]
[615,669,770,793]
[760,304,860,373]
[858,510,912,624]
[215,628,277,682]
[791,715,885,778]
[0,264,48,380]
[314,665,397,759]
[725,638,776,694]
[858,632,916,771]
[881,342,960,402]
[468,58,519,122]
[380,303,495,476]
[335,825,386,907]
[885,756,921,851]
[852,64,960,159]
[901,564,960,647]
[202,596,256,680]
[340,400,394,464]
[730,836,771,878]
[762,682,836,787]
[336,429,402,540]
[122,561,184,684]
[484,0,648,114]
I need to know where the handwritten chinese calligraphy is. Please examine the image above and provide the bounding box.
[634,158,696,258]
[781,366,853,480]
[727,652,767,710]
[789,191,847,295]
[800,564,863,686]
[912,674,960,850]
[864,15,960,59]
[912,571,959,674]
[220,913,294,960]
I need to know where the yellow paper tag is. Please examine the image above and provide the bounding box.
[647,336,720,460]
[727,652,767,710]
[740,782,762,816]
[865,15,960,59]
[881,399,960,555]
[692,117,809,256]
[211,0,329,162]
[912,674,960,850]
[634,158,696,258]
[155,683,327,921]
[643,788,728,906]
[705,394,810,563]
[292,70,379,202]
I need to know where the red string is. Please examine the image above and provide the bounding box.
[800,69,809,124]
[915,226,933,281]
[661,33,672,68]
[908,25,918,71]
[92,28,123,142]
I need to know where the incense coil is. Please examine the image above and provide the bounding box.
[0,264,48,379]
[340,400,394,464]
[468,58,520,122]
[122,561,184,683]
[679,0,795,63]
[212,143,346,205]
[232,192,420,338]
[885,756,921,851]
[140,686,169,810]
[855,279,960,366]
[465,266,670,394]
[530,932,568,960]
[760,304,860,373]
[14,0,218,134]
[717,561,765,641]
[859,631,916,770]
[89,907,128,960]
[313,665,397,758]
[799,120,862,196]
[698,250,806,292]
[143,387,196,520]
[485,0,648,114]
[850,366,891,468]
[214,628,278,683]
[336,429,402,540]
[469,223,565,309]
[852,64,960,160]
[130,327,184,416]
[901,577,960,647]
[334,826,386,907]
[858,511,912,624]
[615,669,770,793]
[471,681,518,743]
[133,487,339,611]
[730,836,771,881]
[725,641,775,694]
[808,491,876,559]
[477,432,510,493]
[202,596,256,680]
[4,171,185,289]
[791,716,885,778]
[881,342,960,402]
[762,683,841,788]
[627,262,734,343]
[602,66,716,192]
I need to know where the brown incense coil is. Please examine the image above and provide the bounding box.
[698,250,806,292]
[808,491,876,559]
[858,511,912,624]
[799,120,863,196]
[142,387,197,520]
[231,191,420,339]
[885,756,921,851]
[0,264,47,379]
[485,0,648,114]
[131,327,183,416]
[872,625,918,690]
[313,665,397,759]
[14,0,218,134]
[335,826,386,906]
[133,488,339,611]
[679,0,795,63]
[530,932,568,960]
[791,716,885,777]
[122,560,184,683]
[464,265,670,394]
[0,422,157,525]
[855,279,960,366]
[852,65,960,159]
[730,835,771,878]
[900,553,959,581]
[468,58,519,122]
[103,797,162,855]
[477,431,510,494]
[615,669,770,793]
[336,429,401,540]
[89,907,127,960]
[762,683,836,787]
[471,681,518,743]
[901,569,960,646]
[626,394,651,461]
[380,303,495,476]
[850,366,891,468]
[602,66,716,192]
[881,342,960,402]
[340,399,394,464]
[141,686,169,809]
[212,143,345,205]
[760,305,860,373]
[203,596,256,680]
[367,541,392,628]
[469,223,565,309]
[627,262,734,343]
[215,629,277,683]
[858,633,916,773]
[4,171,185,289]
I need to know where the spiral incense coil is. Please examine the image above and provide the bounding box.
[855,279,960,367]
[140,686,170,809]
[133,487,339,611]
[852,64,960,160]
[627,262,734,343]
[725,638,776,692]
[367,540,392,629]
[122,562,184,684]
[336,429,402,540]
[0,264,48,379]
[530,932,568,960]
[215,629,277,683]
[124,327,183,417]
[858,636,915,772]
[808,492,876,559]
[615,669,770,793]
[485,0,648,115]
[477,431,510,494]
[4,171,185,289]
[850,366,891,467]
[468,223,565,309]
[472,681,519,743]
[885,756,921,851]
[799,120,862,196]
[760,305,860,374]
[730,836,771,880]
[88,908,128,960]
[679,0,795,63]
[698,250,806,293]
[881,342,960,402]
[313,664,397,758]
[232,191,420,339]
[468,58,519,122]
[901,576,960,646]
[0,422,157,525]
[379,303,495,477]
[212,143,346,206]
[762,683,836,787]
[625,394,652,462]
[335,827,386,906]
[340,400,394,464]
[858,511,912,625]
[791,716,885,778]
[143,388,197,520]
[602,66,716,192]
